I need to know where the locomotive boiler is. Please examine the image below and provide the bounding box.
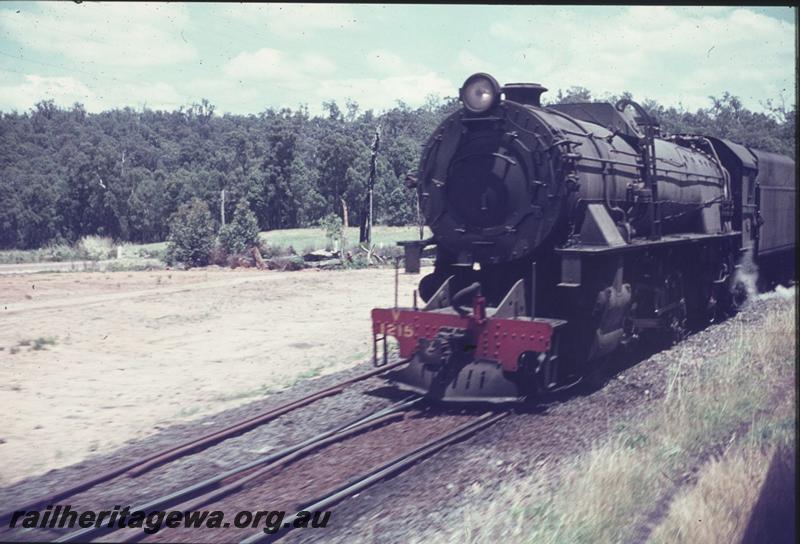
[372,73,796,403]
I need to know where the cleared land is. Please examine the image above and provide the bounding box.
[0,266,428,486]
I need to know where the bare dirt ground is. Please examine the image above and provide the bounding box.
[0,259,162,275]
[0,266,427,486]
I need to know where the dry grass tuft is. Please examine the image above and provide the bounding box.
[650,446,773,544]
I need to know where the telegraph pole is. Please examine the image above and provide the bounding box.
[360,125,381,246]
[416,189,423,240]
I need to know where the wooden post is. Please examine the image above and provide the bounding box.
[394,257,400,308]
[416,190,423,240]
[340,198,348,256]
[220,189,226,227]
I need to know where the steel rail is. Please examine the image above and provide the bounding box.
[53,396,422,544]
[125,358,410,478]
[240,410,510,544]
[169,412,408,512]
[0,358,410,526]
[109,412,411,544]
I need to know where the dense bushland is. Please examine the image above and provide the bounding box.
[0,90,793,250]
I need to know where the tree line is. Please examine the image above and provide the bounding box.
[0,88,794,250]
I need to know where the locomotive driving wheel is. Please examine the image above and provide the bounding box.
[699,261,730,326]
[659,269,688,346]
[583,354,609,392]
[667,299,689,345]
[703,292,719,326]
[729,279,749,315]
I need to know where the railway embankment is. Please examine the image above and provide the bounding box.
[407,288,795,544]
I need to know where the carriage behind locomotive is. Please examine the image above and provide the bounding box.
[371,73,796,403]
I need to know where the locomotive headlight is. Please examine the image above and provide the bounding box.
[460,73,500,113]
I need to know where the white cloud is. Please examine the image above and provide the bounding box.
[221,46,454,112]
[301,53,338,76]
[8,42,452,115]
[487,22,514,40]
[314,72,455,112]
[219,3,356,38]
[224,48,336,87]
[0,75,101,111]
[485,6,795,110]
[0,2,196,68]
[366,49,411,75]
[185,71,455,115]
[121,82,185,111]
[0,74,184,113]
[225,49,283,80]
[455,51,494,76]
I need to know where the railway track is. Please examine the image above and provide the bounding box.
[240,411,508,544]
[0,360,409,526]
[1,359,510,544]
[47,401,506,543]
[63,407,505,543]
[52,395,424,543]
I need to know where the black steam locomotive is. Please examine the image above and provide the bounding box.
[372,73,796,402]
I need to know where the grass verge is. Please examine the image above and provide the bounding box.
[436,297,795,544]
[0,237,167,264]
[259,225,430,253]
[649,434,793,543]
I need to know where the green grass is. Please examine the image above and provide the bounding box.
[209,384,276,404]
[0,238,167,264]
[103,258,166,272]
[0,245,85,264]
[31,337,57,350]
[116,241,168,261]
[293,365,324,382]
[208,362,337,405]
[259,225,430,253]
[9,336,58,353]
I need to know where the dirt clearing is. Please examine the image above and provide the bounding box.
[0,267,427,486]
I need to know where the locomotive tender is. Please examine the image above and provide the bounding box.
[372,73,796,402]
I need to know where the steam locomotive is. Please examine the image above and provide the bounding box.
[372,73,796,403]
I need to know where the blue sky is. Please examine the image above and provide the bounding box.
[0,3,795,115]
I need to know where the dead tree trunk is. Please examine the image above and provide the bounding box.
[251,246,266,270]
